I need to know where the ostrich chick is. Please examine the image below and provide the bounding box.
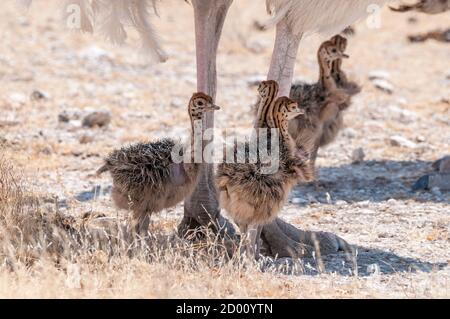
[97,93,220,235]
[289,36,353,170]
[318,34,362,148]
[216,96,313,259]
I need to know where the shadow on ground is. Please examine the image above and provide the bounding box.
[288,245,448,277]
[292,159,449,204]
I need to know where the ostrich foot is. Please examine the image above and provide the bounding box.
[261,218,353,259]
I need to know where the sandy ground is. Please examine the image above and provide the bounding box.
[0,1,449,298]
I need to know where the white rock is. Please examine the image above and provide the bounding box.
[335,200,348,206]
[351,147,365,163]
[342,127,357,138]
[389,135,417,148]
[9,92,27,104]
[368,70,391,80]
[387,105,418,124]
[291,197,306,204]
[372,79,394,94]
[79,46,111,60]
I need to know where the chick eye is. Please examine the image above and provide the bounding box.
[332,49,337,53]
[197,101,204,106]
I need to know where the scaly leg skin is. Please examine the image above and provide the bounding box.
[246,224,259,260]
[255,225,263,260]
[261,16,352,259]
[180,0,236,239]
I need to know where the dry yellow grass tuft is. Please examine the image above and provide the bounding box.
[0,157,448,298]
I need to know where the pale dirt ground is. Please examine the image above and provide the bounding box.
[0,1,449,298]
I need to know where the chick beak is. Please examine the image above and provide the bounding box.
[207,104,221,111]
[340,53,350,59]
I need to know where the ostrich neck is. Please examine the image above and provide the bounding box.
[255,91,278,128]
[319,56,336,91]
[275,112,295,156]
[267,20,302,97]
[331,59,343,83]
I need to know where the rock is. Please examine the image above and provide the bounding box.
[335,200,348,206]
[415,135,426,143]
[170,98,183,108]
[58,111,70,123]
[372,79,394,94]
[79,46,111,60]
[387,105,418,124]
[431,187,442,196]
[368,70,391,81]
[342,127,357,138]
[351,147,365,163]
[387,198,397,204]
[79,134,95,144]
[9,92,27,104]
[30,90,47,101]
[291,197,307,204]
[82,111,111,128]
[389,135,417,148]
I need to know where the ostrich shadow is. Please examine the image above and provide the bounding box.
[271,245,449,277]
[291,159,448,204]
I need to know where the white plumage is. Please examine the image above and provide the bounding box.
[19,0,167,62]
[266,0,389,36]
[19,1,393,63]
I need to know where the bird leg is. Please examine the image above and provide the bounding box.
[267,19,302,97]
[246,224,259,259]
[262,16,351,258]
[179,0,237,239]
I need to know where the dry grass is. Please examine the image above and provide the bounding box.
[0,157,448,299]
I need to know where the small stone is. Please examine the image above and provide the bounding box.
[170,98,183,108]
[387,198,397,204]
[368,70,391,81]
[291,197,307,204]
[58,111,71,123]
[431,187,442,196]
[79,134,95,144]
[9,92,27,104]
[342,127,357,138]
[30,90,47,101]
[389,135,417,148]
[351,147,365,163]
[335,200,348,206]
[79,46,111,60]
[82,111,111,128]
[372,79,394,94]
[415,135,426,143]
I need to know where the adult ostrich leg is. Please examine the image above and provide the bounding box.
[178,0,236,238]
[259,18,351,258]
